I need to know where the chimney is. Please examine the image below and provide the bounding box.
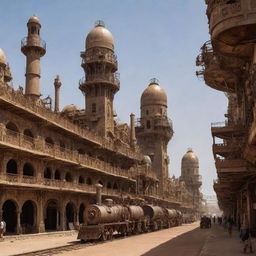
[54,75,62,112]
[130,113,136,148]
[95,183,103,205]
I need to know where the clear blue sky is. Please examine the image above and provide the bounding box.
[0,0,227,196]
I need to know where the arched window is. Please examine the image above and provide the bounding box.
[79,176,85,184]
[78,148,85,155]
[24,129,34,138]
[113,182,118,190]
[146,110,149,115]
[86,177,92,185]
[54,170,61,180]
[6,122,19,135]
[146,120,151,129]
[44,167,52,179]
[59,141,65,152]
[107,182,112,189]
[6,159,18,174]
[92,103,96,113]
[45,137,54,146]
[65,172,73,182]
[23,163,34,176]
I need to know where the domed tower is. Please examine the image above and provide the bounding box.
[21,16,46,99]
[181,149,202,212]
[79,20,119,136]
[0,48,12,84]
[136,78,173,195]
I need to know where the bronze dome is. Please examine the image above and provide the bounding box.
[141,79,167,107]
[181,149,199,168]
[28,15,40,24]
[86,21,114,51]
[0,48,7,65]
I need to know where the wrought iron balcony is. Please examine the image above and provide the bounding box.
[79,73,120,89]
[21,36,46,55]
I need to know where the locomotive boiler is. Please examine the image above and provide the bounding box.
[77,184,183,242]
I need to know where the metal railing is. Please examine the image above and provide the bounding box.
[21,37,46,50]
[79,72,120,88]
[81,51,118,66]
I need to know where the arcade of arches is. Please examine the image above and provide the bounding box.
[0,191,92,235]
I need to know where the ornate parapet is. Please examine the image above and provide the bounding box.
[206,0,256,57]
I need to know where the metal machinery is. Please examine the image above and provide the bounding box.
[77,184,183,242]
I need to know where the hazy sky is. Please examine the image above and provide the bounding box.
[0,0,227,196]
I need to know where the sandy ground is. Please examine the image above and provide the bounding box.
[56,222,202,256]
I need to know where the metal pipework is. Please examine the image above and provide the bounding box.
[95,183,103,205]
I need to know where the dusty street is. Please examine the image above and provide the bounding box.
[56,222,207,256]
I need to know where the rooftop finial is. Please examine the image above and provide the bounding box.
[187,147,193,152]
[95,20,105,27]
[149,78,159,85]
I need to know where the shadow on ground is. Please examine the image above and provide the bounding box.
[141,227,211,256]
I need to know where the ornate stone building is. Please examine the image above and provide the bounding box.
[197,0,256,229]
[0,17,197,235]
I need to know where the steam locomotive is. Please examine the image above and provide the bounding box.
[78,185,183,242]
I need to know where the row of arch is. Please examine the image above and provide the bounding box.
[2,199,86,234]
[6,159,119,189]
[5,121,90,154]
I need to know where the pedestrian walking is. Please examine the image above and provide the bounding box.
[213,216,216,224]
[240,221,253,253]
[0,219,6,240]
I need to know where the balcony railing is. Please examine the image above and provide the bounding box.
[211,121,228,128]
[81,51,118,67]
[0,173,125,197]
[21,37,46,51]
[79,73,120,88]
[0,127,137,181]
[0,85,142,161]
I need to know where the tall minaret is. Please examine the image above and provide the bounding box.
[79,20,119,136]
[136,79,173,195]
[54,75,62,112]
[21,16,46,99]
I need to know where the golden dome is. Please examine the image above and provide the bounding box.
[61,104,79,113]
[0,48,7,65]
[86,21,114,51]
[141,79,167,107]
[181,149,199,167]
[28,15,40,24]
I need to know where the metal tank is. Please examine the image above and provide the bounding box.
[142,205,164,220]
[165,209,177,219]
[127,205,144,221]
[85,204,127,225]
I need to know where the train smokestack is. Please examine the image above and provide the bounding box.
[95,183,103,205]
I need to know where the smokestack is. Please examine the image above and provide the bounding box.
[95,183,103,205]
[54,75,62,112]
[130,113,136,148]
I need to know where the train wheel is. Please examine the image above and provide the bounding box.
[153,222,158,231]
[108,227,113,240]
[101,228,108,241]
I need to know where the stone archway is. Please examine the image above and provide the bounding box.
[2,200,17,234]
[66,202,75,230]
[21,200,36,234]
[45,200,59,231]
[79,204,85,224]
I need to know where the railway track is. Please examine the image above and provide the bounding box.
[12,234,126,256]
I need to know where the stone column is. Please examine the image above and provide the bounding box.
[75,207,79,229]
[60,204,66,231]
[37,192,45,233]
[54,75,62,113]
[130,113,136,149]
[16,210,21,234]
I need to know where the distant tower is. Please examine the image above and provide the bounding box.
[136,78,173,195]
[181,149,202,210]
[79,20,119,136]
[21,16,46,99]
[54,75,62,112]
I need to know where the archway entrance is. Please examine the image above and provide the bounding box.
[45,201,59,231]
[2,200,17,234]
[79,204,85,224]
[21,200,36,234]
[66,203,75,230]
